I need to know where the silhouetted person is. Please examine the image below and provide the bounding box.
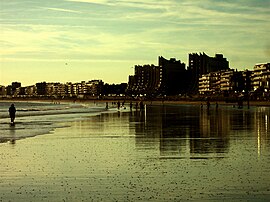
[238,99,243,109]
[140,101,144,111]
[9,104,16,124]
[105,102,109,110]
[117,101,121,110]
[135,102,138,110]
[130,101,133,110]
[206,101,210,110]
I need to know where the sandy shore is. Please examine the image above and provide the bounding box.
[0,104,270,201]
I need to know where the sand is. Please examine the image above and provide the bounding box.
[0,105,270,201]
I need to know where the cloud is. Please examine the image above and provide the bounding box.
[65,0,112,6]
[1,0,269,69]
[41,7,82,14]
[66,0,174,10]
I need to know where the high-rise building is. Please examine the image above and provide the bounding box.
[127,56,187,96]
[127,64,162,96]
[158,56,187,95]
[188,53,229,92]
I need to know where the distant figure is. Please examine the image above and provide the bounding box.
[215,102,218,109]
[238,99,243,109]
[130,101,133,110]
[135,102,138,110]
[117,101,121,110]
[9,104,16,124]
[105,102,109,110]
[206,100,210,110]
[200,103,203,109]
[140,101,144,111]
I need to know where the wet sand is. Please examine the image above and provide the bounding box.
[0,105,270,201]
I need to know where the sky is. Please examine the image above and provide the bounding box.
[0,0,270,86]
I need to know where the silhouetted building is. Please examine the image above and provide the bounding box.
[36,82,47,95]
[127,64,162,96]
[25,85,36,96]
[6,85,12,96]
[188,53,229,92]
[127,56,187,96]
[0,85,6,96]
[18,87,26,96]
[242,70,252,93]
[85,80,104,96]
[12,82,21,90]
[158,56,187,95]
[104,83,127,96]
[230,70,245,93]
[7,82,22,96]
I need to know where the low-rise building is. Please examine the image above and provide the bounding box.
[199,72,220,94]
[199,69,250,95]
[0,85,6,96]
[25,85,36,96]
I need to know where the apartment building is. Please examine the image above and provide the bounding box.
[252,63,270,92]
[199,72,220,94]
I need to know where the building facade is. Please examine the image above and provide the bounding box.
[252,63,270,93]
[127,56,188,96]
[158,56,187,95]
[127,64,162,96]
[199,72,220,95]
[188,53,229,92]
[199,69,251,95]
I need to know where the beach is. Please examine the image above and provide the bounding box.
[0,103,270,201]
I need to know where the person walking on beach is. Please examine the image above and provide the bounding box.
[206,100,210,110]
[117,101,121,110]
[140,101,144,111]
[129,101,133,110]
[9,104,16,124]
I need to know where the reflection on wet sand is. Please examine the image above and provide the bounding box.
[125,105,269,159]
[0,124,16,144]
[72,104,269,160]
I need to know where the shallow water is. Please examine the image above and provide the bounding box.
[0,101,107,143]
[0,104,269,201]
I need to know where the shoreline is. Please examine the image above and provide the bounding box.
[1,97,270,107]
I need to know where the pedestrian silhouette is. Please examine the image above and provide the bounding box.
[9,104,16,125]
[140,101,144,111]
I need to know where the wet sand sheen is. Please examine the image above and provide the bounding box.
[0,105,270,201]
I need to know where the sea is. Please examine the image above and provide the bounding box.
[0,101,108,143]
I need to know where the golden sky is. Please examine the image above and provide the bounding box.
[0,0,270,86]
